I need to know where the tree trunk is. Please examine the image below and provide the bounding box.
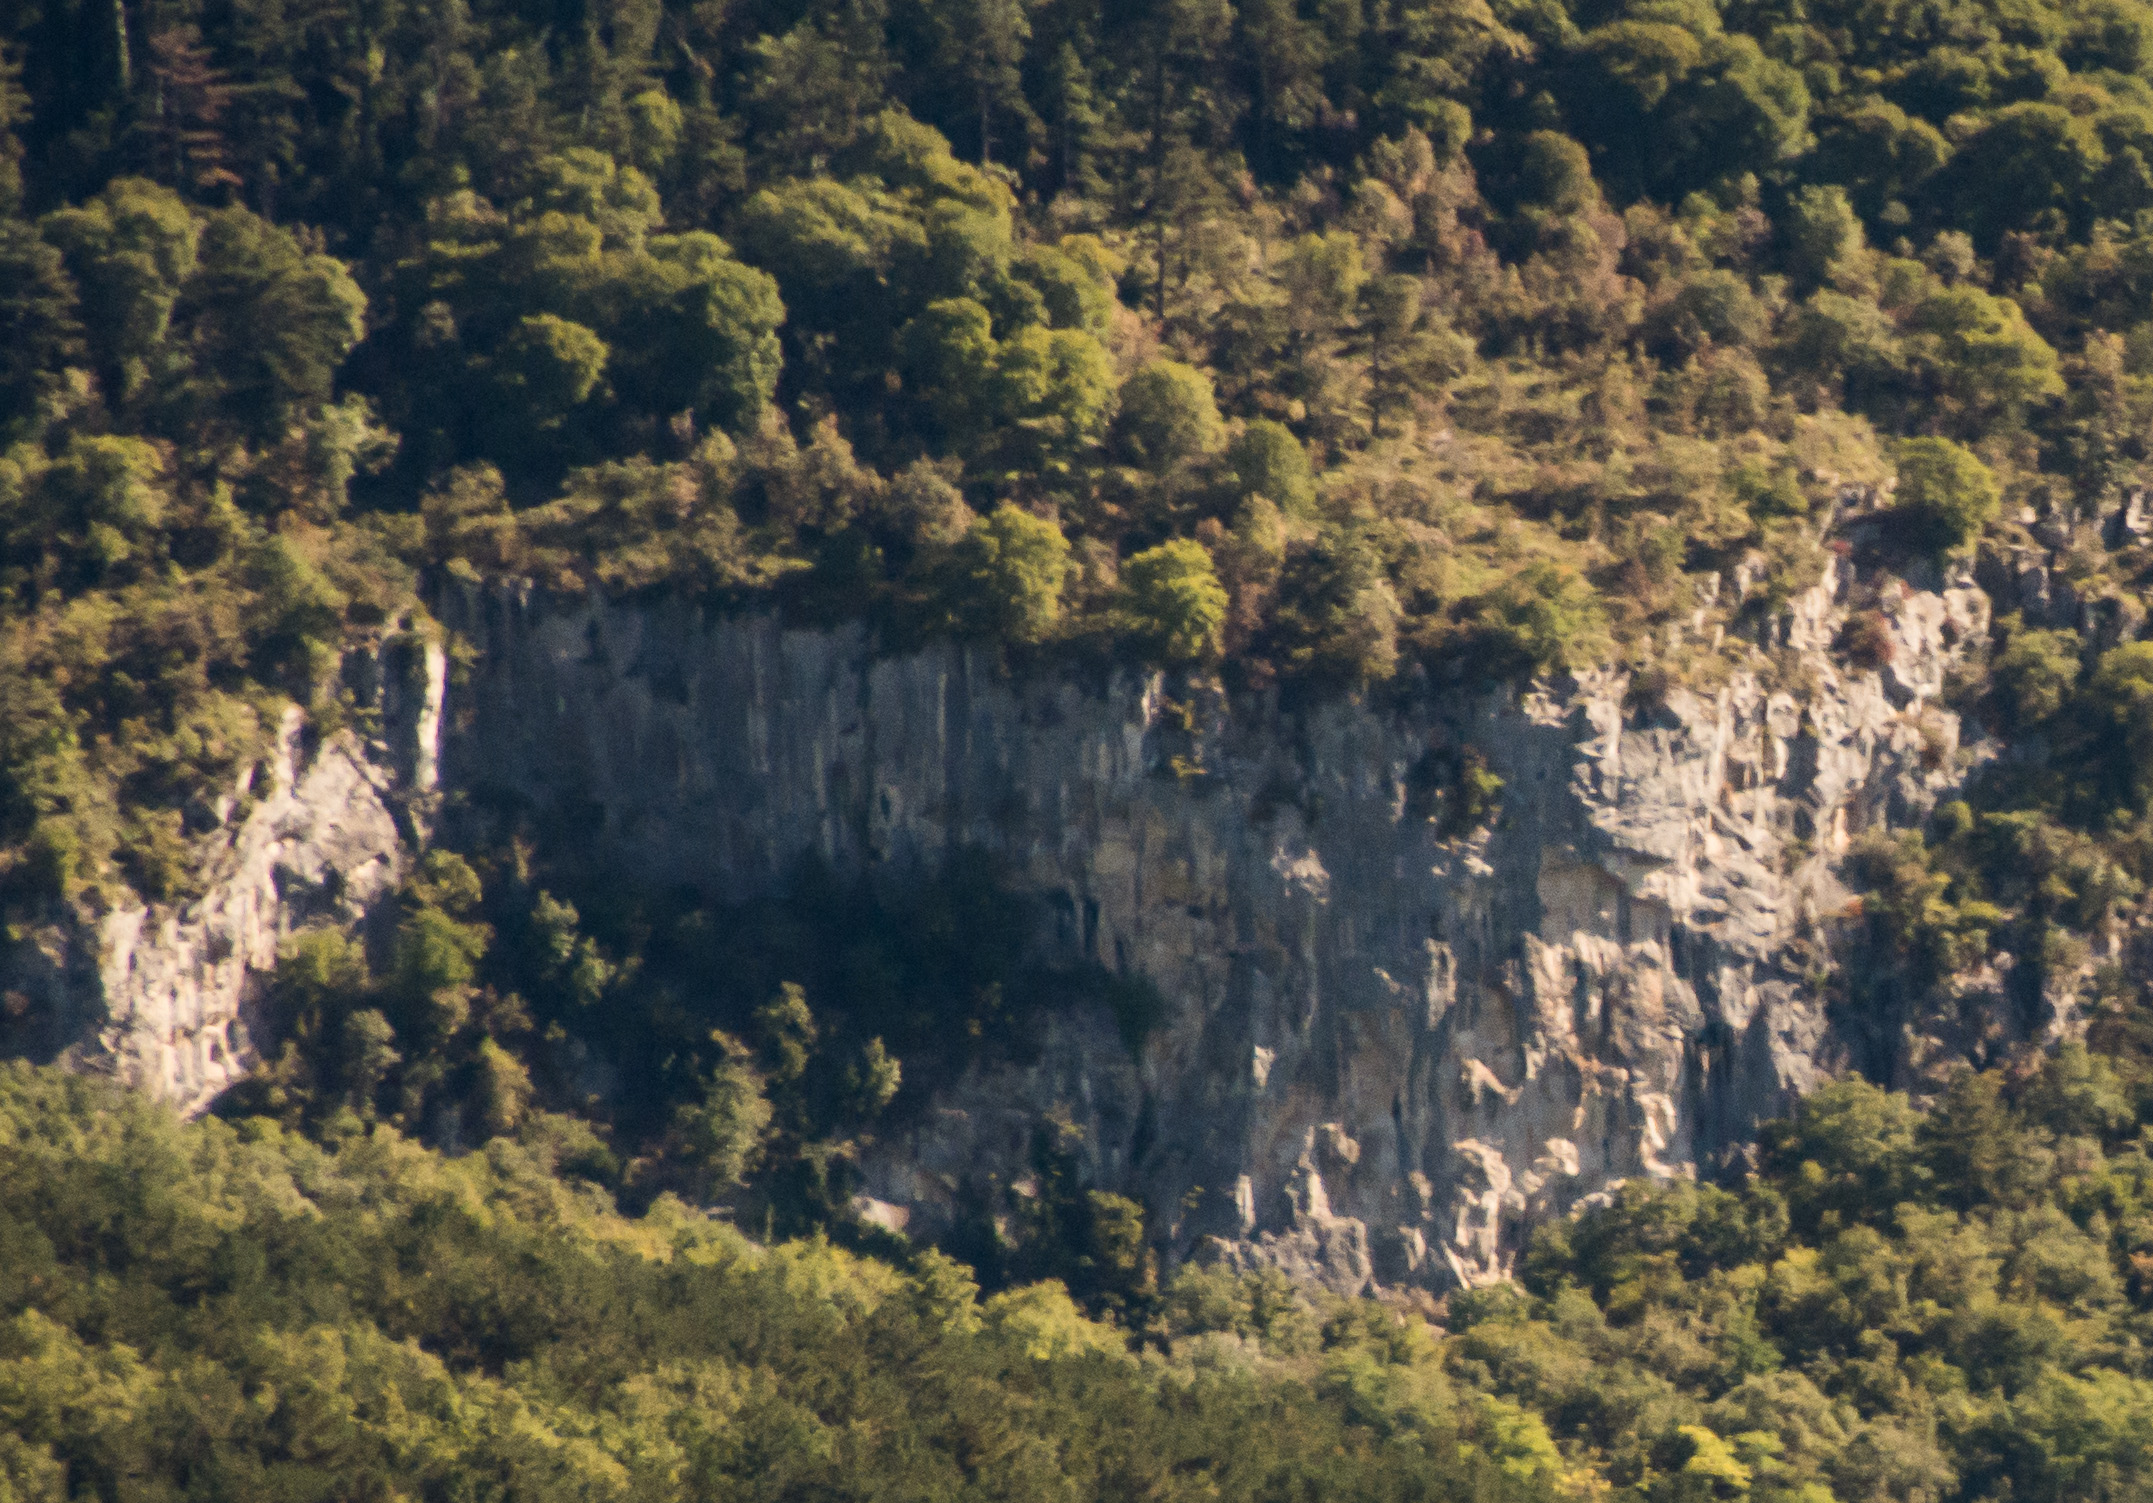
[1151,52,1167,323]
[114,0,132,96]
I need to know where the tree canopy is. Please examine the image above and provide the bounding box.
[8,0,2153,914]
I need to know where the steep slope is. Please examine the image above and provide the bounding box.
[428,542,1996,1288]
[2,516,2041,1292]
[0,634,444,1112]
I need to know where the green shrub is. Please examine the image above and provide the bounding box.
[1472,562,1607,676]
[948,503,1073,644]
[1114,360,1225,473]
[1992,621,2080,729]
[1892,436,2001,549]
[1515,131,1596,214]
[671,1036,773,1195]
[1846,829,2003,983]
[1226,419,1318,517]
[1783,183,1866,288]
[1270,526,1400,684]
[2085,641,2153,809]
[1117,538,1228,662]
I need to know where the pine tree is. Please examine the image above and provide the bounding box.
[1041,38,1108,199]
[943,0,1031,167]
[1237,0,1325,179]
[140,26,240,199]
[0,44,27,213]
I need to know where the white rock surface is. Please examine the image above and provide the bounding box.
[0,636,443,1113]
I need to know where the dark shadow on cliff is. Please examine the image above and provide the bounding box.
[217,826,1159,1246]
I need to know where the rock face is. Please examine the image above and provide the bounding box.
[430,557,2003,1289]
[3,557,2029,1290]
[0,635,444,1115]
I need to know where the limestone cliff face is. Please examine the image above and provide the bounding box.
[1,557,2020,1291]
[432,557,2002,1290]
[0,635,443,1115]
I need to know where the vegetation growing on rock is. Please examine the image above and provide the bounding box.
[12,0,2153,1493]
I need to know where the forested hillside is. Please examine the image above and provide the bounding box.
[14,0,2153,1495]
[11,0,2153,919]
[14,1034,2153,1501]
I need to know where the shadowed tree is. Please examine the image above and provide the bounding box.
[138,26,240,199]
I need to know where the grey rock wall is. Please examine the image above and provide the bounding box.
[432,557,2006,1289]
[0,635,443,1114]
[2,555,2034,1293]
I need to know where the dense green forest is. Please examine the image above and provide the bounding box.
[0,1062,1561,1503]
[18,1036,2153,1500]
[10,0,2153,921]
[16,0,2153,1494]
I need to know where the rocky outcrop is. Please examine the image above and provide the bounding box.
[0,635,444,1114]
[1,553,2030,1291]
[430,556,2003,1289]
